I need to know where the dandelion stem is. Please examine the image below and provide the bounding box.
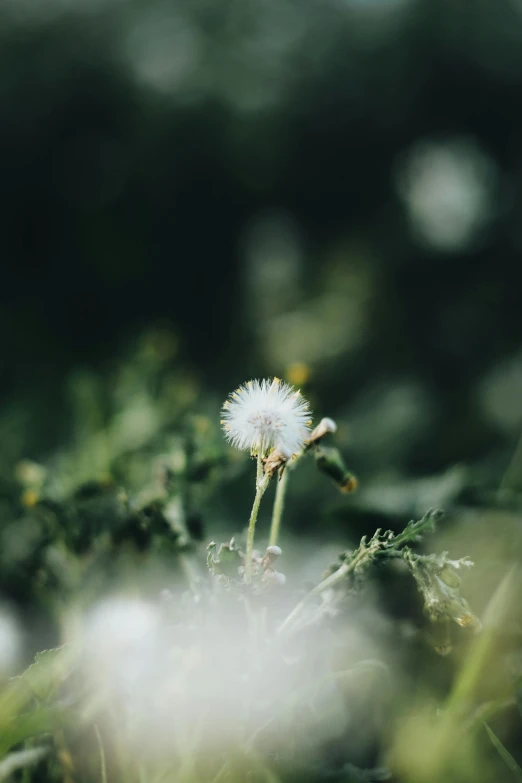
[256,451,264,485]
[245,453,270,583]
[268,466,289,547]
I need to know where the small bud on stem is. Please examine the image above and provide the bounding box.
[315,446,358,493]
[263,447,292,478]
[306,417,338,446]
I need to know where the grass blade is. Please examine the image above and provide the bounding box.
[484,723,522,781]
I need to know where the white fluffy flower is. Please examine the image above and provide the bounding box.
[221,378,312,456]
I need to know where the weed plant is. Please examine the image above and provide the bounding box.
[0,332,520,783]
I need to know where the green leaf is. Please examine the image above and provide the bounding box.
[0,706,69,755]
[390,508,443,549]
[447,568,517,711]
[484,723,522,781]
[207,538,242,579]
[0,650,72,755]
[0,747,48,781]
[0,646,72,751]
[16,646,71,702]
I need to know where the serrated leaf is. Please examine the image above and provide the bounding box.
[16,646,71,702]
[207,538,242,579]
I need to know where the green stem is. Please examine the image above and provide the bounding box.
[268,467,289,547]
[93,724,107,783]
[499,427,522,494]
[277,546,369,635]
[244,454,270,583]
[446,566,517,712]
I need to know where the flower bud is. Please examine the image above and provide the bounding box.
[438,566,461,588]
[315,446,358,493]
[261,545,282,570]
[307,417,337,446]
[263,447,292,477]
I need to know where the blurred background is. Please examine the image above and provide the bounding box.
[2,0,521,472]
[0,2,522,780]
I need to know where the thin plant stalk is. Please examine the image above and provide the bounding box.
[268,467,289,547]
[499,427,522,495]
[93,724,107,783]
[277,511,441,636]
[277,546,368,635]
[245,453,270,583]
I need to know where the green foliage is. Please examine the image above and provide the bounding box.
[15,647,71,704]
[0,340,520,783]
[207,537,243,580]
[484,724,522,781]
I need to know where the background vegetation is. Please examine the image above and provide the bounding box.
[1,0,522,780]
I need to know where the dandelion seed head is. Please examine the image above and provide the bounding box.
[221,378,312,456]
